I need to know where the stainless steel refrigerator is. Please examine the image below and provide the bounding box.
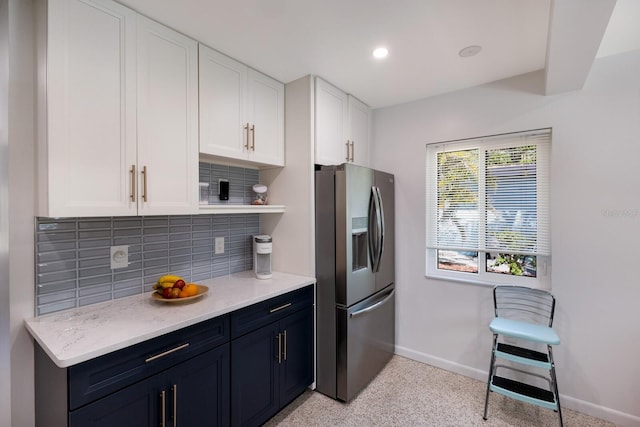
[315,163,395,402]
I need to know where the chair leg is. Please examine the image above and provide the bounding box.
[483,334,498,420]
[548,345,563,427]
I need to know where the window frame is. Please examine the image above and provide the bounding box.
[425,129,551,289]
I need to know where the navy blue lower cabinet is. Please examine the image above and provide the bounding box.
[231,302,313,427]
[34,288,313,427]
[168,343,231,427]
[231,322,281,426]
[279,306,314,406]
[34,315,230,427]
[69,344,230,427]
[69,375,161,426]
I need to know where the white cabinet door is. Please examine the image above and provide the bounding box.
[199,45,284,167]
[347,95,370,167]
[247,69,284,166]
[43,0,137,217]
[136,16,199,215]
[199,44,248,161]
[315,78,348,166]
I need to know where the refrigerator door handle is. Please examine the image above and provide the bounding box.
[368,187,379,270]
[369,186,384,273]
[350,289,395,318]
[374,186,385,273]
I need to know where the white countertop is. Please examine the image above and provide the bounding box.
[25,271,315,368]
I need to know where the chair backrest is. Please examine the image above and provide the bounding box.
[493,285,556,327]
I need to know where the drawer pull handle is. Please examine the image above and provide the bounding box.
[270,302,292,313]
[145,343,190,363]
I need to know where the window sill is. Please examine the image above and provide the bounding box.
[425,274,496,287]
[424,273,551,291]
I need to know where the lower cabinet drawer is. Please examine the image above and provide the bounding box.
[231,285,313,339]
[68,314,229,410]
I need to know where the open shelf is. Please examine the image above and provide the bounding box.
[199,204,286,214]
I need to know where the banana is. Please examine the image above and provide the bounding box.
[153,274,183,290]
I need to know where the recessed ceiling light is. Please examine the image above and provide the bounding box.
[459,45,482,58]
[372,47,389,59]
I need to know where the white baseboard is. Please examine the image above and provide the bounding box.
[394,345,640,427]
[559,395,640,427]
[395,345,488,382]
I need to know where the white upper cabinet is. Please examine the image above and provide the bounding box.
[198,45,247,161]
[136,16,199,215]
[41,0,138,216]
[314,77,370,167]
[247,70,285,166]
[199,45,284,167]
[315,78,348,165]
[38,0,199,217]
[347,95,371,167]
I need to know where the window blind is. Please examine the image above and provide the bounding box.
[426,129,550,256]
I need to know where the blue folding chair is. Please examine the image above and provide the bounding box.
[483,285,563,426]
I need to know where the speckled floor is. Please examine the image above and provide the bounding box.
[264,355,617,427]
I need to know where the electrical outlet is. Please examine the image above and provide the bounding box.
[110,245,129,269]
[215,237,225,254]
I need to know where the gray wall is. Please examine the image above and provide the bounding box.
[0,0,11,424]
[371,50,640,426]
[6,0,36,425]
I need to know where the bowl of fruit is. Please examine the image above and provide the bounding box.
[151,275,208,303]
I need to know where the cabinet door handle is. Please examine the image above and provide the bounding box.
[251,124,256,151]
[145,343,189,363]
[172,384,177,427]
[350,141,355,162]
[141,165,148,202]
[270,302,291,313]
[244,123,250,150]
[129,165,136,202]
[277,332,282,364]
[160,389,166,427]
[345,141,350,161]
[283,330,287,361]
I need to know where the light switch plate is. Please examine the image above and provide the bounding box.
[215,237,225,254]
[110,245,129,269]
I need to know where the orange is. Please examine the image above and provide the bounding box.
[178,289,190,298]
[184,284,198,297]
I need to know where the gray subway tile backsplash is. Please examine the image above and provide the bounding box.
[199,162,260,205]
[35,213,260,315]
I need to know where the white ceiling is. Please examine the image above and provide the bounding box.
[118,0,640,109]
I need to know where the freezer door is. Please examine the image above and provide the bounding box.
[336,284,395,402]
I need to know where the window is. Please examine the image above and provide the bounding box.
[425,129,550,288]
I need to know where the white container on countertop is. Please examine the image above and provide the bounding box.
[253,235,272,279]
